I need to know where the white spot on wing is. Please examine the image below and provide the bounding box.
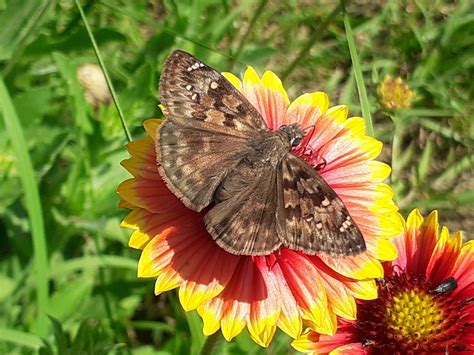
[187,62,203,72]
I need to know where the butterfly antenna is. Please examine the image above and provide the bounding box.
[293,125,328,171]
[314,155,327,171]
[301,124,315,133]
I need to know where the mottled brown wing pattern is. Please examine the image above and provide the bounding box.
[277,153,366,256]
[158,49,365,257]
[158,120,250,211]
[159,50,267,135]
[158,50,269,211]
[203,161,281,255]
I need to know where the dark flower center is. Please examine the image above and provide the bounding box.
[354,272,472,354]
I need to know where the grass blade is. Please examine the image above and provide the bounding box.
[0,328,44,349]
[341,2,374,136]
[281,4,341,81]
[229,0,268,70]
[0,78,49,336]
[0,0,52,76]
[432,154,474,190]
[75,0,132,143]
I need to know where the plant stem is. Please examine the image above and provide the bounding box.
[75,0,132,143]
[229,0,268,70]
[391,118,403,182]
[281,4,341,81]
[200,332,221,355]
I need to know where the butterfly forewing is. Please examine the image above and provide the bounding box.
[277,153,366,256]
[158,50,268,211]
[159,50,267,134]
[158,121,250,211]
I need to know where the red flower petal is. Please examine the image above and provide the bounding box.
[452,241,474,299]
[279,250,334,334]
[427,228,462,285]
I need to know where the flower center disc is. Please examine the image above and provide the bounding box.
[386,289,443,344]
[355,273,470,353]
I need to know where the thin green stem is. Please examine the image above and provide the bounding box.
[100,0,234,60]
[341,1,374,136]
[62,0,96,34]
[229,0,268,70]
[281,4,341,81]
[391,118,403,182]
[92,234,118,341]
[75,0,132,143]
[0,78,49,336]
[200,332,221,355]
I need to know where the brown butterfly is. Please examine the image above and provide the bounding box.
[157,49,366,257]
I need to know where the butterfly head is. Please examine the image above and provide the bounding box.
[278,124,305,147]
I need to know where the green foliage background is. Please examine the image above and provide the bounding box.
[0,0,473,354]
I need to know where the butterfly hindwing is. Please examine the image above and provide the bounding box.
[159,50,267,135]
[203,160,281,255]
[277,153,366,256]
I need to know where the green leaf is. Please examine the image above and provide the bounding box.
[48,255,137,278]
[48,316,69,354]
[185,311,205,355]
[12,86,54,127]
[241,46,278,65]
[52,51,93,134]
[0,328,44,349]
[70,320,106,353]
[0,0,51,61]
[130,321,173,332]
[0,274,15,302]
[25,28,127,56]
[0,78,49,336]
[46,276,93,321]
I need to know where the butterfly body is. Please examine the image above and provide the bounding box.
[157,50,366,257]
[247,125,302,167]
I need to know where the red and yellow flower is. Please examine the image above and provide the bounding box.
[118,66,402,346]
[293,209,474,353]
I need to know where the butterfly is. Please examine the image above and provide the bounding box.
[157,49,366,257]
